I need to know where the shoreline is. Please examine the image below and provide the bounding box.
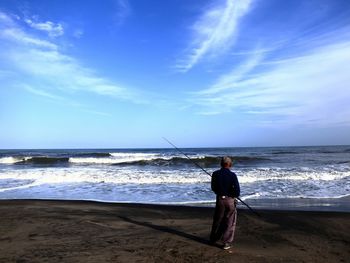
[1,195,350,212]
[238,195,350,212]
[1,199,349,262]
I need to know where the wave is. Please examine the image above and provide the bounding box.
[313,148,350,154]
[3,166,349,185]
[0,157,23,164]
[336,161,350,164]
[70,157,119,164]
[1,166,349,204]
[16,157,70,165]
[110,152,159,158]
[70,152,162,164]
[4,155,269,166]
[112,156,269,166]
[73,152,112,157]
[0,181,40,192]
[271,151,298,155]
[238,168,350,183]
[0,168,211,185]
[233,156,270,163]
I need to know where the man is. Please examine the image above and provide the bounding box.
[210,156,240,250]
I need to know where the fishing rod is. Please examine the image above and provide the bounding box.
[163,137,261,217]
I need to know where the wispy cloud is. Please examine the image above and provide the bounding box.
[0,10,145,105]
[22,84,113,117]
[73,29,84,39]
[1,27,58,49]
[176,0,254,72]
[191,38,350,127]
[197,48,265,95]
[22,85,66,101]
[24,18,64,37]
[8,47,137,101]
[113,0,131,26]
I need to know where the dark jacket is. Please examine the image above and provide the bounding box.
[211,168,240,198]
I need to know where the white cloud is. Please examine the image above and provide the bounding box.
[191,40,350,127]
[22,85,66,101]
[0,11,22,26]
[8,48,139,101]
[1,27,58,49]
[197,49,265,95]
[0,11,146,104]
[25,18,64,37]
[22,85,113,117]
[176,0,253,72]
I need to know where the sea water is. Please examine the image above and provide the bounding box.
[0,146,349,206]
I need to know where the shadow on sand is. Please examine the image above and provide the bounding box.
[118,216,217,247]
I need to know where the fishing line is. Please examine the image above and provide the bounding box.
[163,137,261,217]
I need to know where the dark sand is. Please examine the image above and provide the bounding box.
[0,200,349,263]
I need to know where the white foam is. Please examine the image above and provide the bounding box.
[243,193,350,200]
[0,168,211,185]
[69,152,165,164]
[240,192,262,200]
[0,181,41,192]
[0,156,53,164]
[1,166,349,186]
[0,157,22,164]
[1,165,350,201]
[70,157,119,164]
[110,152,160,158]
[238,168,350,183]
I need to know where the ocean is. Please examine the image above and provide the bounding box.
[0,146,349,206]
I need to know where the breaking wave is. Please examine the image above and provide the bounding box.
[16,157,70,165]
[1,155,270,166]
[112,156,269,167]
[73,152,112,157]
[0,157,23,164]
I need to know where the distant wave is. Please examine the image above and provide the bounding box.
[112,156,269,166]
[69,157,119,164]
[271,151,298,155]
[1,155,270,166]
[233,156,270,163]
[73,152,112,157]
[313,149,350,154]
[335,160,350,164]
[272,149,350,154]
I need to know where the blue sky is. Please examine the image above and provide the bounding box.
[0,0,350,148]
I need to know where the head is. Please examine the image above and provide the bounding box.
[220,156,232,168]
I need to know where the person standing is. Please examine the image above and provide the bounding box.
[210,156,240,250]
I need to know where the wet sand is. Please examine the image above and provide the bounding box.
[0,199,349,263]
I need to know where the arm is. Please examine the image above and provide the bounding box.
[232,173,240,197]
[211,172,217,194]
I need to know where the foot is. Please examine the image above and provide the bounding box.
[223,243,231,250]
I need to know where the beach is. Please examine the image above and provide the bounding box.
[0,199,349,263]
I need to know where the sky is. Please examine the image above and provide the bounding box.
[0,0,350,149]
